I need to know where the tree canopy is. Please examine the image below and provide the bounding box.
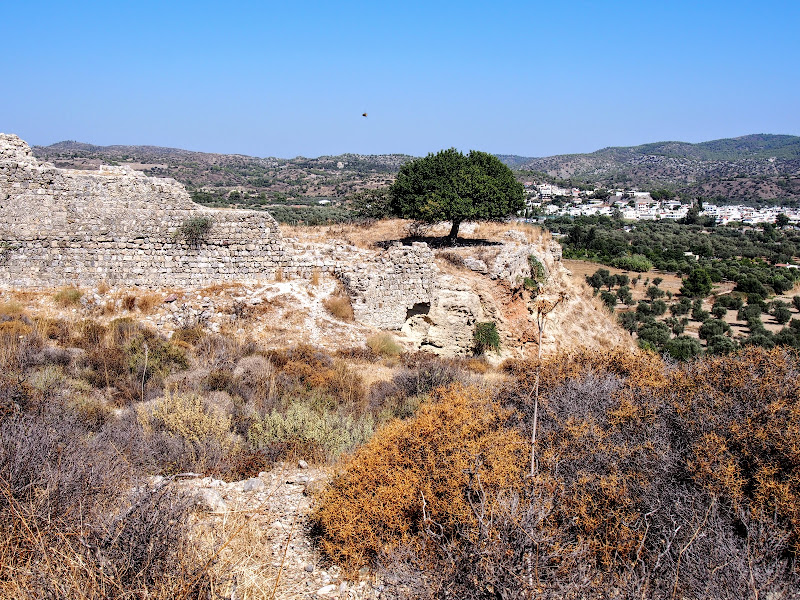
[389,148,525,241]
[680,267,713,298]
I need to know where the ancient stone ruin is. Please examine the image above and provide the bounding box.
[1,134,574,353]
[0,133,439,330]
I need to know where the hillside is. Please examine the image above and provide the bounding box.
[32,141,413,217]
[32,133,800,205]
[517,134,800,203]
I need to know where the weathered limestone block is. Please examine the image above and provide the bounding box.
[401,278,486,356]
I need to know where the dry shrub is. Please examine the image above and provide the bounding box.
[463,357,489,373]
[74,318,107,348]
[53,286,82,306]
[315,348,800,597]
[0,411,209,598]
[79,322,188,404]
[323,294,354,322]
[312,383,525,572]
[194,332,254,369]
[122,294,137,311]
[0,317,44,373]
[136,292,161,313]
[96,280,111,295]
[437,250,466,268]
[0,375,41,416]
[484,347,800,598]
[231,355,275,408]
[366,332,403,357]
[265,345,366,412]
[139,391,237,474]
[172,324,205,345]
[34,316,71,344]
[335,345,380,362]
[203,369,234,392]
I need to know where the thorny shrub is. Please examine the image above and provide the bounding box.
[312,384,526,572]
[0,410,210,598]
[318,348,800,598]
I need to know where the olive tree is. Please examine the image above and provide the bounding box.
[389,148,524,243]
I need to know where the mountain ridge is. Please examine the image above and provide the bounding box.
[31,133,800,203]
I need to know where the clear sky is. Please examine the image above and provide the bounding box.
[2,0,798,158]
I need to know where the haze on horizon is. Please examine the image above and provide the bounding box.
[2,0,798,159]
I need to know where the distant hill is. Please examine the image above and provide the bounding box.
[33,142,414,210]
[32,134,800,205]
[509,134,800,203]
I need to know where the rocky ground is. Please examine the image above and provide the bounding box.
[174,462,390,599]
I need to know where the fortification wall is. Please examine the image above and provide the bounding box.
[0,134,285,287]
[0,134,437,329]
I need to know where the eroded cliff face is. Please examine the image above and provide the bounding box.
[0,133,628,357]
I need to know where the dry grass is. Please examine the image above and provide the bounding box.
[0,299,24,316]
[200,282,243,295]
[281,219,414,249]
[469,221,551,245]
[323,294,354,322]
[122,294,137,311]
[274,267,283,282]
[53,286,82,306]
[310,267,321,286]
[366,333,403,357]
[136,292,161,313]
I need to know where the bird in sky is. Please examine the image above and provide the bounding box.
[362,112,368,118]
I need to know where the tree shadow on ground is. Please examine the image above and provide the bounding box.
[375,235,502,249]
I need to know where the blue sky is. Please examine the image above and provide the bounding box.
[2,1,798,158]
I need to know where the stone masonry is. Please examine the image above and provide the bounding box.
[0,134,437,329]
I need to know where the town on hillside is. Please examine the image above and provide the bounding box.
[523,182,800,224]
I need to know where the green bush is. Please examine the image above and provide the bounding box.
[174,216,213,245]
[366,333,403,357]
[665,335,702,360]
[610,254,652,272]
[473,321,501,354]
[247,396,375,461]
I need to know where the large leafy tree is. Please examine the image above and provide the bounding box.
[389,148,525,242]
[680,267,713,298]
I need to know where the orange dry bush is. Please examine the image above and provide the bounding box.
[665,347,800,552]
[312,384,525,571]
[503,347,668,393]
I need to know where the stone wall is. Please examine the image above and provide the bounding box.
[0,134,285,287]
[337,242,436,329]
[0,134,436,329]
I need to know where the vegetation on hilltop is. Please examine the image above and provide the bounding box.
[32,141,413,225]
[389,149,525,241]
[514,134,800,203]
[31,134,800,213]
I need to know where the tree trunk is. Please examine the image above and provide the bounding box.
[447,220,461,245]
